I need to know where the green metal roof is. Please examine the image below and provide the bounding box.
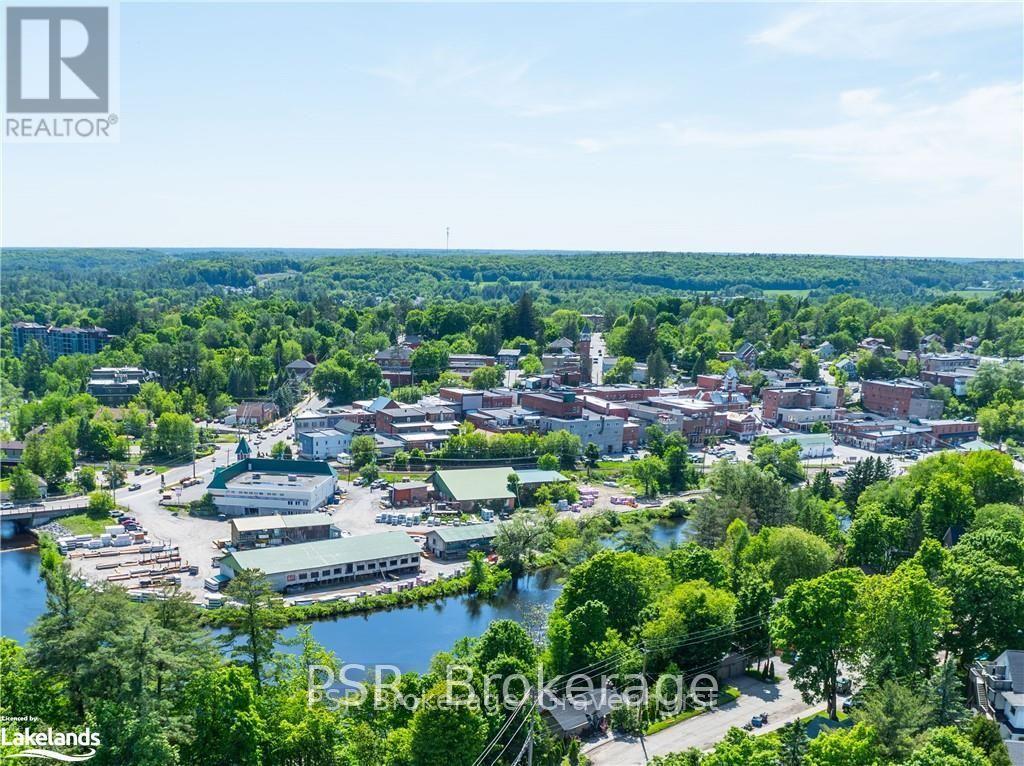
[429,523,499,544]
[514,469,568,485]
[431,467,516,502]
[220,531,420,575]
[208,458,337,490]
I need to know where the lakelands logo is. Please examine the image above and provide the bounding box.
[3,3,120,141]
[0,727,100,762]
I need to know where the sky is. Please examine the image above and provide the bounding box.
[3,1,1023,258]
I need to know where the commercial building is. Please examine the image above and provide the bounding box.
[293,409,371,435]
[431,467,517,511]
[767,433,834,459]
[762,385,845,427]
[425,523,498,560]
[12,322,111,359]
[390,481,432,507]
[725,411,761,442]
[920,419,980,447]
[229,512,339,548]
[297,428,354,460]
[85,367,158,404]
[218,531,422,592]
[207,458,337,517]
[430,466,571,510]
[833,415,932,452]
[862,379,944,420]
[538,413,625,455]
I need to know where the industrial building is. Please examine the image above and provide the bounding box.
[228,512,339,548]
[218,531,422,592]
[424,523,499,560]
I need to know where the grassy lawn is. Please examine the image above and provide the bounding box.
[59,510,115,536]
[381,472,429,483]
[763,288,812,299]
[645,686,741,735]
[0,478,10,492]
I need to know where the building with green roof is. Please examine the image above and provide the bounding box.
[207,458,337,517]
[424,523,499,560]
[218,531,421,592]
[431,467,516,510]
[430,466,569,510]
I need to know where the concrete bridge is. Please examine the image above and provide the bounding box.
[1,499,89,536]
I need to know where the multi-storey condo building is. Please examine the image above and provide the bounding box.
[12,322,111,359]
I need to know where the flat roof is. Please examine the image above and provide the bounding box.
[300,428,348,439]
[429,523,499,544]
[432,467,516,502]
[208,458,336,490]
[230,512,333,533]
[221,531,420,575]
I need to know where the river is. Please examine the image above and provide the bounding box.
[1,520,690,673]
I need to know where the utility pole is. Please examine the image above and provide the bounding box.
[639,644,650,763]
[526,711,534,766]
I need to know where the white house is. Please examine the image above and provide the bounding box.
[972,650,1024,745]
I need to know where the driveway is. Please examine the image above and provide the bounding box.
[586,664,824,765]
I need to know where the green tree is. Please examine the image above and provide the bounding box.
[9,465,41,501]
[408,682,488,766]
[468,364,504,390]
[557,549,669,635]
[149,412,197,460]
[852,680,933,761]
[350,434,378,468]
[777,719,809,766]
[646,349,671,386]
[663,542,727,587]
[218,569,286,689]
[742,526,833,596]
[856,562,951,684]
[583,442,601,478]
[536,452,560,471]
[604,356,637,384]
[772,568,864,719]
[632,455,667,497]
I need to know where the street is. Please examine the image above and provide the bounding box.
[586,662,826,765]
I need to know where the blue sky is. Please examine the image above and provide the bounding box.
[4,1,1022,258]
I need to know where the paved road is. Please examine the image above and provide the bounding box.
[586,666,824,765]
[590,332,606,384]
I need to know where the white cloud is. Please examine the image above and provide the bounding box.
[750,3,1021,59]
[656,82,1023,189]
[839,88,892,118]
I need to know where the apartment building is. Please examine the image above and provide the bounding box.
[85,367,158,404]
[12,322,111,359]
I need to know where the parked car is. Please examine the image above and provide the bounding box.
[128,483,142,491]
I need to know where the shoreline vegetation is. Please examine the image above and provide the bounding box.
[33,502,693,628]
